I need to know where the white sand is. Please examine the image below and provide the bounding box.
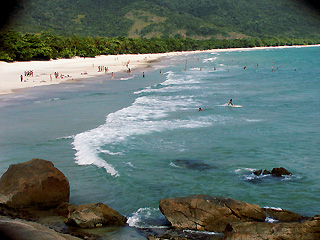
[1,45,318,95]
[0,53,175,95]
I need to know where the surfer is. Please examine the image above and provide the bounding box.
[228,99,233,106]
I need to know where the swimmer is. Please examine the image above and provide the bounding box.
[198,108,203,111]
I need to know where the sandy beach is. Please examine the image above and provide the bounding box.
[0,45,318,95]
[0,53,177,95]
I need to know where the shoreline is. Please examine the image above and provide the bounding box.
[1,45,319,96]
[0,53,169,95]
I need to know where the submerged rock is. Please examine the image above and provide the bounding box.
[173,159,216,171]
[0,159,70,208]
[159,195,266,233]
[66,203,127,228]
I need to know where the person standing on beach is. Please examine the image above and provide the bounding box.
[20,75,23,82]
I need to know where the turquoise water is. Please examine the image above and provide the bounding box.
[0,47,319,238]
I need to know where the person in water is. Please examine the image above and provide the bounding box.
[198,108,203,111]
[228,99,233,106]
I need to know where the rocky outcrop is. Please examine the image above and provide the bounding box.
[271,167,292,177]
[159,195,266,233]
[224,216,320,240]
[0,159,70,208]
[262,207,306,222]
[253,167,292,177]
[0,159,129,239]
[66,203,127,228]
[157,195,317,240]
[253,169,270,176]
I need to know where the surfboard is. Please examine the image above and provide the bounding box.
[220,103,243,108]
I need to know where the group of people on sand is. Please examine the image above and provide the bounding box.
[20,70,34,82]
[54,72,60,79]
[24,70,33,77]
[20,70,72,83]
[98,66,109,73]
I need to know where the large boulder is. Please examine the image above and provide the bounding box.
[224,216,320,240]
[66,203,127,228]
[0,159,70,208]
[159,195,266,233]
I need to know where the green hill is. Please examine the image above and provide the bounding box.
[5,0,320,38]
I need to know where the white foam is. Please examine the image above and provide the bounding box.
[120,76,134,81]
[161,72,202,86]
[126,162,135,168]
[57,135,75,140]
[265,217,279,223]
[135,85,201,94]
[203,57,218,63]
[34,97,61,104]
[72,90,217,176]
[169,162,181,168]
[264,206,283,211]
[245,119,263,123]
[235,168,257,174]
[127,207,165,228]
[99,148,123,156]
[72,68,230,176]
[183,229,220,235]
[281,174,301,181]
[134,72,202,95]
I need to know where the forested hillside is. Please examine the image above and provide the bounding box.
[6,0,320,39]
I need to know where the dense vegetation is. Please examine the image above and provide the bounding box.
[6,0,320,39]
[1,31,319,62]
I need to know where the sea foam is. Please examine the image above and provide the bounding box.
[127,207,169,228]
[72,72,218,176]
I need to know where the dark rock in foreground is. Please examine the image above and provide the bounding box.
[0,159,70,208]
[145,228,223,240]
[224,216,320,240]
[0,159,128,240]
[66,203,127,228]
[0,216,81,240]
[157,194,319,240]
[159,195,266,233]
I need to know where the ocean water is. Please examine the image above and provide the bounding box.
[0,47,319,238]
